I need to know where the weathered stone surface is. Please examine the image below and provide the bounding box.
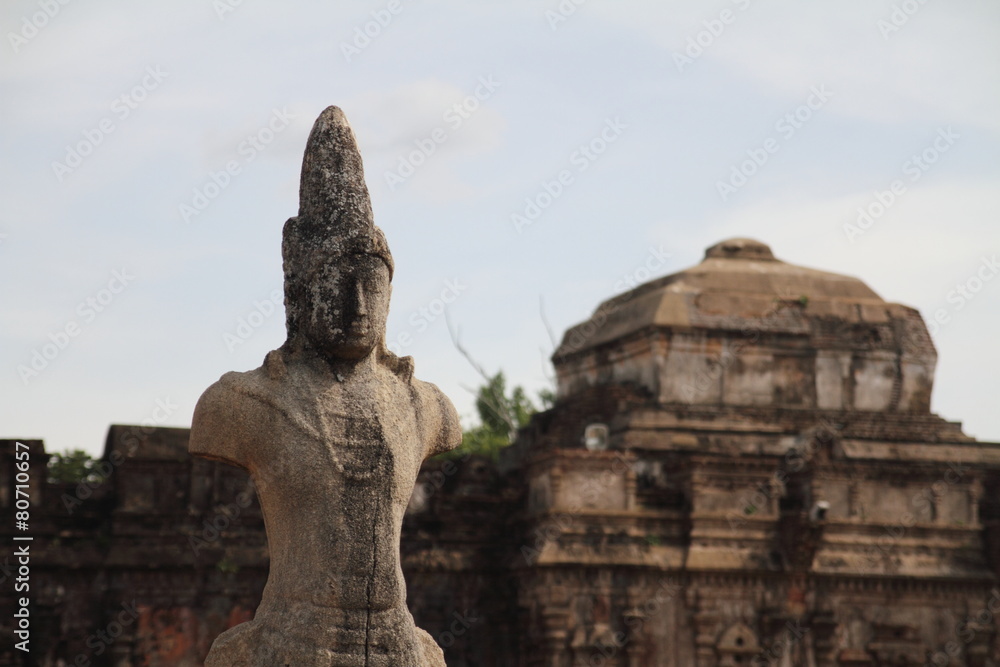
[189,106,460,666]
[554,238,936,414]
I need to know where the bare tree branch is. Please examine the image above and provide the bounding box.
[537,296,558,404]
[446,311,518,440]
[538,295,559,350]
[446,311,491,382]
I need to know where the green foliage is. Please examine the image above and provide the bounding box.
[454,424,510,463]
[47,449,99,484]
[473,372,537,438]
[217,557,239,575]
[537,388,555,411]
[442,371,551,461]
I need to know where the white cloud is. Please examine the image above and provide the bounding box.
[704,179,999,301]
[595,1,1000,134]
[346,79,507,202]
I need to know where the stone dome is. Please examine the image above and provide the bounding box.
[554,239,935,413]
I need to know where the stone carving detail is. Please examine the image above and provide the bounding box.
[189,106,461,666]
[715,623,760,666]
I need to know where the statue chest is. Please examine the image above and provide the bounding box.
[316,409,395,484]
[250,389,423,499]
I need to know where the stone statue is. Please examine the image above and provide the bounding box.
[189,106,461,666]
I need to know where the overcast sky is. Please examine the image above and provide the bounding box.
[2,0,998,457]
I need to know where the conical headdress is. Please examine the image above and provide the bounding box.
[283,106,393,279]
[282,106,393,341]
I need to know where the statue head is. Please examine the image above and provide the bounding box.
[281,106,396,364]
[297,253,391,360]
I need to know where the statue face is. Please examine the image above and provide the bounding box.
[302,254,390,361]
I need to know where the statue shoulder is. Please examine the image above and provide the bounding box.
[189,365,276,468]
[196,370,244,407]
[408,377,456,420]
[408,377,462,459]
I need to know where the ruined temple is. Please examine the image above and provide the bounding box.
[4,238,1000,665]
[489,238,1000,665]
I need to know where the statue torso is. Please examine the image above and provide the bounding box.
[192,354,450,665]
